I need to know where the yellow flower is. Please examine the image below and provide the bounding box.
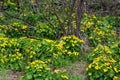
[47,59,51,62]
[56,41,64,50]
[67,51,72,55]
[61,75,69,79]
[7,0,16,6]
[114,67,118,73]
[86,68,88,71]
[113,76,119,80]
[54,69,61,73]
[89,36,93,39]
[95,66,99,70]
[44,39,54,43]
[88,73,92,76]
[92,15,97,19]
[53,53,58,59]
[26,66,30,69]
[1,59,4,63]
[72,43,75,46]
[81,29,84,32]
[97,31,104,36]
[96,38,101,42]
[79,39,84,43]
[15,28,18,31]
[73,41,77,44]
[45,68,50,70]
[37,69,42,72]
[94,47,98,52]
[106,25,112,29]
[86,22,93,28]
[91,54,95,56]
[62,70,67,72]
[17,52,22,57]
[105,63,110,66]
[88,64,92,69]
[13,58,16,61]
[31,61,35,65]
[23,13,26,16]
[103,69,108,73]
[22,25,27,29]
[30,55,33,58]
[1,48,5,52]
[110,58,116,63]
[104,46,112,54]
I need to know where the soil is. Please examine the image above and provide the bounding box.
[60,61,87,79]
[0,70,23,80]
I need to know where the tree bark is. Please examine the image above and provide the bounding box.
[68,0,76,35]
[76,0,84,38]
[1,0,5,11]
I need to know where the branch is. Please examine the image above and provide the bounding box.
[67,0,77,35]
[51,3,66,35]
[76,0,84,38]
[4,11,35,28]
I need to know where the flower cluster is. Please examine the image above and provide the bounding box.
[8,52,24,70]
[86,43,120,79]
[0,21,55,39]
[36,22,55,39]
[0,35,84,76]
[0,37,24,69]
[52,69,69,80]
[81,14,116,46]
[23,60,51,80]
[61,35,84,52]
[0,55,8,68]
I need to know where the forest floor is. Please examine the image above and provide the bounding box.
[0,70,23,80]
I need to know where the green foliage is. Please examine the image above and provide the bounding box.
[5,0,18,11]
[0,22,55,39]
[86,43,120,80]
[52,69,69,80]
[81,14,117,46]
[60,35,84,52]
[0,35,84,79]
[22,60,51,80]
[0,1,119,79]
[0,37,24,70]
[69,75,84,80]
[35,22,55,39]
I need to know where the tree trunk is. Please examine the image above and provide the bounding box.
[76,0,84,38]
[1,0,5,11]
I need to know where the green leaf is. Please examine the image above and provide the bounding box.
[109,71,115,77]
[26,73,32,79]
[0,33,5,37]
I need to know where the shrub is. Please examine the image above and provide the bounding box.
[81,14,116,46]
[0,22,55,39]
[0,37,24,70]
[22,60,51,80]
[0,35,83,70]
[86,44,120,80]
[60,35,84,52]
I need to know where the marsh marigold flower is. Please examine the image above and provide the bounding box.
[22,25,27,29]
[103,69,108,73]
[61,75,69,79]
[113,76,119,80]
